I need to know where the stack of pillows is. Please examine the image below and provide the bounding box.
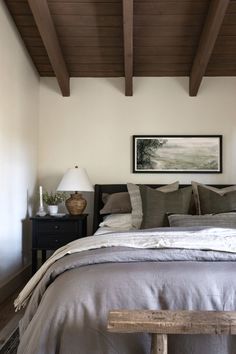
[99,182,236,231]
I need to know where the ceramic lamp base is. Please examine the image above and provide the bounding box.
[66,193,86,215]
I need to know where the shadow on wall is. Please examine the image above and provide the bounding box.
[41,77,125,96]
[21,218,31,266]
[102,78,124,95]
[39,174,94,236]
[21,189,37,267]
[173,77,189,94]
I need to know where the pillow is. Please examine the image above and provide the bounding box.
[197,185,236,215]
[168,213,236,228]
[127,182,179,229]
[99,213,132,229]
[100,192,131,214]
[191,181,236,214]
[140,185,192,229]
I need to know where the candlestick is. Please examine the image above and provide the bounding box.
[39,185,43,209]
[37,185,46,217]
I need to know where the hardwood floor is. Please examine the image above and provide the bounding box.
[0,288,24,347]
[0,288,20,332]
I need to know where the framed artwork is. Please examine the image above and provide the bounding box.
[133,135,222,173]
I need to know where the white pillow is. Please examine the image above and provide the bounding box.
[99,213,132,229]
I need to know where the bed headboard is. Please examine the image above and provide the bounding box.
[93,184,233,233]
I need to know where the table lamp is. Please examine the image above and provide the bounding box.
[57,166,94,215]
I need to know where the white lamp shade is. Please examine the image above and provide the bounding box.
[57,167,94,192]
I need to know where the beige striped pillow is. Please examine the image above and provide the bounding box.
[168,213,236,228]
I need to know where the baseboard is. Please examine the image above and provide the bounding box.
[0,265,31,304]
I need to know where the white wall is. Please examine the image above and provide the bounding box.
[0,2,39,285]
[39,77,236,231]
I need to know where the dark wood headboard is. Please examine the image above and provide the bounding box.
[93,184,233,233]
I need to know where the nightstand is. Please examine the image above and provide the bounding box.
[30,214,88,274]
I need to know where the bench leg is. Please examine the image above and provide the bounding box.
[151,334,168,354]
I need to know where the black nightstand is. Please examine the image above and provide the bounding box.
[30,214,88,274]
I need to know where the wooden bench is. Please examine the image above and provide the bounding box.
[107,310,236,354]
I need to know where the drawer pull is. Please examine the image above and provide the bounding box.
[54,225,59,230]
[55,239,59,243]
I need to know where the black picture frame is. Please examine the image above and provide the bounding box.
[133,135,223,174]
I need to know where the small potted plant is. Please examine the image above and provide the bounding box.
[43,191,67,215]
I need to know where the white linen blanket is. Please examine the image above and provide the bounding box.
[14,227,236,311]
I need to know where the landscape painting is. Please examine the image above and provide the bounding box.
[133,135,222,173]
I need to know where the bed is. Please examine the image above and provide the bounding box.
[16,184,236,354]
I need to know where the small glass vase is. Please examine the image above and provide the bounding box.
[48,205,58,216]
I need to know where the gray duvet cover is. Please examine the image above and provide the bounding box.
[18,246,236,354]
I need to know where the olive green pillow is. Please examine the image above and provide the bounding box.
[140,185,193,229]
[198,185,236,214]
[192,181,236,214]
[127,182,179,229]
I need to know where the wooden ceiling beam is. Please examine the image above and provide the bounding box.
[189,0,230,96]
[27,0,70,96]
[122,0,133,96]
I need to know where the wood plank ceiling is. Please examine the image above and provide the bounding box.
[4,0,236,96]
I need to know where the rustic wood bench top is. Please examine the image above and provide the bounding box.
[107,310,236,335]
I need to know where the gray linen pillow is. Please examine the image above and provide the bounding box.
[191,181,236,214]
[127,182,179,229]
[198,186,236,215]
[100,192,131,214]
[168,213,236,228]
[140,185,192,229]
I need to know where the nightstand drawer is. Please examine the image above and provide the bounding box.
[31,215,88,274]
[37,221,77,234]
[37,234,77,249]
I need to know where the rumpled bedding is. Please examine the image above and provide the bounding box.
[15,226,236,310]
[17,227,236,354]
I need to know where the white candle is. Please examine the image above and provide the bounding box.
[39,185,43,209]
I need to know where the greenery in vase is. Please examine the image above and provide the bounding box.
[43,191,67,206]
